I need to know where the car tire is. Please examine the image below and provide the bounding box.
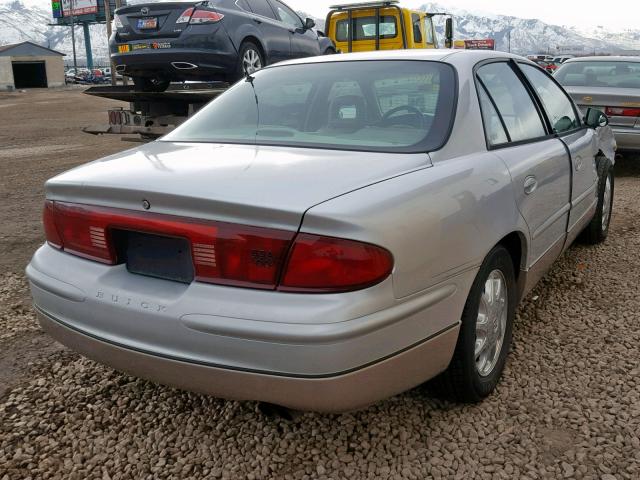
[430,245,516,403]
[579,157,614,245]
[323,47,336,55]
[236,41,265,80]
[132,76,170,92]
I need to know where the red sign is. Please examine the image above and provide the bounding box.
[463,39,495,50]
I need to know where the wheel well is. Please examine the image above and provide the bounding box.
[241,36,266,62]
[498,232,526,279]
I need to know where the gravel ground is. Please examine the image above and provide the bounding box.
[1,89,639,479]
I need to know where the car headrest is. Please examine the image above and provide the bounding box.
[328,95,367,130]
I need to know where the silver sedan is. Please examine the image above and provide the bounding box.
[28,50,615,412]
[555,56,640,151]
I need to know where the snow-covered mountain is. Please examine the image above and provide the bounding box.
[1,0,638,66]
[421,2,640,54]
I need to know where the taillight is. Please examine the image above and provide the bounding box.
[52,202,116,264]
[42,201,393,293]
[43,200,62,249]
[605,106,640,117]
[176,8,224,24]
[279,234,393,293]
[176,7,194,23]
[189,10,224,24]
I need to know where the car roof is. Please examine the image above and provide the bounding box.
[564,56,640,63]
[270,49,535,68]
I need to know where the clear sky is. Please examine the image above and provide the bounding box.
[286,0,639,31]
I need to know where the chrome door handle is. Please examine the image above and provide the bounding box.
[524,176,538,195]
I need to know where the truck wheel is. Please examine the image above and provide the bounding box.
[236,41,264,80]
[430,245,516,402]
[132,76,170,92]
[579,157,614,245]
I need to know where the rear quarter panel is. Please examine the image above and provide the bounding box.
[301,152,528,299]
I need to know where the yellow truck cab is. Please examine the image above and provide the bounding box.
[325,1,451,53]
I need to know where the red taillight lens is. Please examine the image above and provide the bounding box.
[193,224,292,289]
[176,7,194,23]
[53,202,117,264]
[43,201,294,288]
[43,200,63,249]
[189,10,224,24]
[42,201,394,293]
[605,106,640,117]
[279,234,393,293]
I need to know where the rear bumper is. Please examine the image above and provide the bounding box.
[36,307,458,412]
[27,244,469,411]
[110,35,237,81]
[612,126,640,151]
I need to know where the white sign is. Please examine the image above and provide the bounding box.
[61,0,98,16]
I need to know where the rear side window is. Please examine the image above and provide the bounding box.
[272,1,303,28]
[478,86,509,145]
[246,0,276,19]
[519,64,580,133]
[412,13,422,44]
[555,61,640,88]
[477,62,547,144]
[335,16,398,42]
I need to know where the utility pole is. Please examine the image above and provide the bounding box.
[115,0,127,85]
[70,0,78,71]
[104,0,115,84]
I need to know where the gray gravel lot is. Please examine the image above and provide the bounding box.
[0,91,639,480]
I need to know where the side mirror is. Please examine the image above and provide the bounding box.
[584,107,609,128]
[304,17,315,30]
[444,17,453,48]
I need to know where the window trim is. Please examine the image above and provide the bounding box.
[474,59,555,151]
[515,61,586,138]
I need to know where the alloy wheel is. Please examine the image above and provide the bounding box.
[243,49,262,75]
[475,270,508,377]
[602,174,612,232]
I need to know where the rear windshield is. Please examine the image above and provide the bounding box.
[555,61,640,88]
[164,61,457,153]
[335,16,398,42]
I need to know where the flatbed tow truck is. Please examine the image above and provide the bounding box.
[83,81,229,140]
[85,1,453,142]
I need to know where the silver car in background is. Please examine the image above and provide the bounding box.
[28,50,615,412]
[555,56,640,151]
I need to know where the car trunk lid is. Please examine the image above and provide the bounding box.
[565,86,640,128]
[45,142,431,232]
[115,2,208,41]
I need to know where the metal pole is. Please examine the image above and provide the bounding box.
[114,0,127,85]
[104,0,116,85]
[83,22,93,70]
[70,0,77,72]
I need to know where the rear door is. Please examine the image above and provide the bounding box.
[245,0,291,63]
[519,63,599,238]
[476,61,572,265]
[268,0,321,58]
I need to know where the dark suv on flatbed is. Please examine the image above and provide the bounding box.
[110,0,335,91]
